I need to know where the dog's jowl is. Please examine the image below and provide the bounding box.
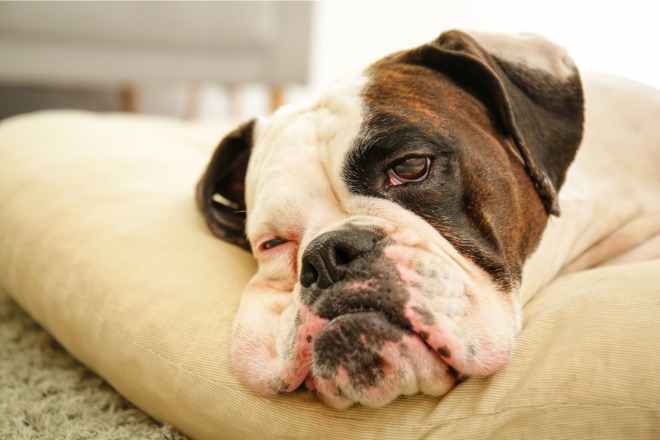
[197,30,660,408]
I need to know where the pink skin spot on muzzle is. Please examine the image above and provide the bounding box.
[298,305,329,344]
[383,245,464,368]
[278,305,329,391]
[402,288,512,376]
[384,243,512,376]
[402,292,463,367]
[383,245,416,267]
[346,280,376,292]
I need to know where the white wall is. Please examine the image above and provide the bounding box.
[147,1,660,119]
[309,0,660,92]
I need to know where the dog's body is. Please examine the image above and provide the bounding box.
[523,73,660,301]
[197,30,660,408]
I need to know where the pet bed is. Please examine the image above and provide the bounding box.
[0,111,658,439]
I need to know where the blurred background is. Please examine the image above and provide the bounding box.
[0,1,658,122]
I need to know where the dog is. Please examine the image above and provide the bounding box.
[196,30,660,408]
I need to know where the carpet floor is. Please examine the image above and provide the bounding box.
[0,284,188,439]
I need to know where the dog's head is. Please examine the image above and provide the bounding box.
[197,30,584,408]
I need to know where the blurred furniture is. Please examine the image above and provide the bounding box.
[0,2,312,115]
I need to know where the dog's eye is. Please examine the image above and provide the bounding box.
[388,157,430,186]
[261,237,288,250]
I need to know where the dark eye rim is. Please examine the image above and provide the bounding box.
[387,156,432,185]
[261,237,288,250]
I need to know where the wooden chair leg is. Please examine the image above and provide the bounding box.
[185,83,202,120]
[228,86,242,119]
[271,86,285,113]
[120,86,137,112]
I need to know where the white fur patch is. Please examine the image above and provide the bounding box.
[231,75,369,396]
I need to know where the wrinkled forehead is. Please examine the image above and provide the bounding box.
[244,75,367,230]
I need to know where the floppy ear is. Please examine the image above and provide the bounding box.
[196,119,255,250]
[406,30,584,215]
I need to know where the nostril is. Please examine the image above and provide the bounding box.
[333,247,351,266]
[300,262,318,288]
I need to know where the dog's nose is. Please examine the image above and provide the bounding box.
[300,229,380,289]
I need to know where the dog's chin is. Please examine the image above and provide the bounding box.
[305,311,457,409]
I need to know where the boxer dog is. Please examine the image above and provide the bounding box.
[197,30,660,408]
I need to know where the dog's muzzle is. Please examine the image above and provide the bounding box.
[295,228,460,405]
[232,222,516,408]
[300,228,409,328]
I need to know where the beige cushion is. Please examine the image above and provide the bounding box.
[0,111,658,439]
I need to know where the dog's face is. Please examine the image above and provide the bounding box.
[197,30,584,408]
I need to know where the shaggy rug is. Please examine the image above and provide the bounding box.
[0,283,188,439]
